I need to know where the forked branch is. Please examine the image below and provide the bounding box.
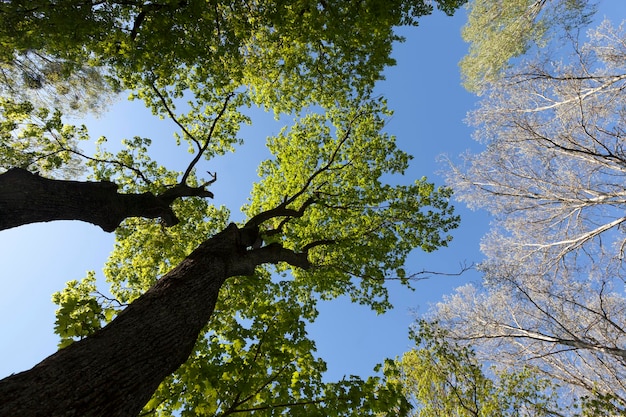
[148,78,234,186]
[244,109,366,232]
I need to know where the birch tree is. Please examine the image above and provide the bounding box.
[437,19,626,415]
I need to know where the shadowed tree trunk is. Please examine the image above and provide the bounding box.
[0,168,214,232]
[0,222,310,417]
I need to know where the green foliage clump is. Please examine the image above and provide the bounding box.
[460,0,595,93]
[390,320,565,416]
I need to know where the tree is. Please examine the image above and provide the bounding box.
[0,1,465,415]
[459,0,595,93]
[437,18,626,414]
[0,7,120,115]
[0,99,214,231]
[0,51,119,114]
[389,320,564,416]
[0,0,466,230]
[1,0,466,112]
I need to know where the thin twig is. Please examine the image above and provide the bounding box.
[180,92,234,184]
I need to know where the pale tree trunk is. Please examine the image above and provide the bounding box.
[0,222,309,417]
[0,168,213,232]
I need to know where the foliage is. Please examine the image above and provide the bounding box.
[389,320,563,416]
[0,98,88,177]
[438,18,626,414]
[1,0,469,179]
[460,0,595,93]
[243,98,458,311]
[0,51,119,115]
[51,91,459,414]
[52,272,110,349]
[1,0,464,115]
[0,0,470,414]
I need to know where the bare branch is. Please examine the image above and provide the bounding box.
[180,92,234,185]
[148,76,201,149]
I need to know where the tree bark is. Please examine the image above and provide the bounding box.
[0,168,213,232]
[0,222,309,417]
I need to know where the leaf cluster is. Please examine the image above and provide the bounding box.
[390,320,565,416]
[460,0,595,93]
[0,98,87,177]
[243,97,458,312]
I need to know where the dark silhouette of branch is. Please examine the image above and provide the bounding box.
[222,399,329,415]
[334,262,474,282]
[148,77,200,149]
[129,1,190,41]
[282,111,362,208]
[37,120,154,185]
[244,109,367,234]
[399,262,475,281]
[148,78,234,186]
[245,196,316,229]
[180,93,234,185]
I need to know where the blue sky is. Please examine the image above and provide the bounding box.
[0,0,623,387]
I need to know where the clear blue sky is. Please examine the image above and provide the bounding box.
[0,0,622,385]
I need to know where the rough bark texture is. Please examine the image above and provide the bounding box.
[0,222,309,417]
[0,168,213,232]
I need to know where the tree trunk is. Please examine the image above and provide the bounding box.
[0,222,309,417]
[0,168,213,232]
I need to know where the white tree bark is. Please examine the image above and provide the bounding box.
[437,19,626,412]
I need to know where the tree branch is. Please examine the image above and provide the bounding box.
[0,168,214,231]
[243,109,367,236]
[148,77,200,149]
[180,92,234,184]
[242,243,311,271]
[244,196,316,229]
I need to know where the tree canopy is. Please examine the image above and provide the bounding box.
[3,0,465,116]
[0,1,464,415]
[459,0,595,93]
[390,320,564,416]
[437,16,626,415]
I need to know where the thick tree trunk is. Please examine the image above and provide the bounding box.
[0,223,309,417]
[0,168,213,232]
